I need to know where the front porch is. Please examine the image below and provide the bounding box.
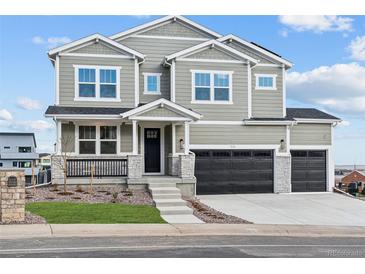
[50,99,201,197]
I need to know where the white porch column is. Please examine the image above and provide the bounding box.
[172,123,176,155]
[132,120,138,155]
[56,120,61,154]
[184,121,190,155]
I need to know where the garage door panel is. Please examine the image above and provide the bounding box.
[194,149,273,194]
[291,150,326,192]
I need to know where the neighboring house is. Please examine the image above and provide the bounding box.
[0,132,39,184]
[45,15,341,196]
[340,170,365,191]
[38,153,52,169]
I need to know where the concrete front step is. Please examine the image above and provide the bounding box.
[148,182,177,188]
[158,206,193,215]
[152,193,182,200]
[150,187,181,195]
[154,198,187,207]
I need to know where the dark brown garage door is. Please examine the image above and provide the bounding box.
[291,150,327,192]
[193,150,274,195]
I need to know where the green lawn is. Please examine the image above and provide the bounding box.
[26,202,166,224]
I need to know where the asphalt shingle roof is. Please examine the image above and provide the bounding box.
[45,106,133,115]
[286,108,340,120]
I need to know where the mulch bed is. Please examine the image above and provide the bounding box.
[25,185,154,206]
[184,197,252,224]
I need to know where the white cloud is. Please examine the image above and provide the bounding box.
[37,143,55,153]
[348,36,365,61]
[32,35,71,49]
[17,97,41,110]
[287,63,365,116]
[15,120,54,131]
[278,15,353,33]
[279,29,288,38]
[0,109,13,121]
[338,120,351,127]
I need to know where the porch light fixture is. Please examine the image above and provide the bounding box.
[280,139,285,151]
[179,138,184,150]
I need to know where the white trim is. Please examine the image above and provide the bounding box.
[256,63,283,67]
[73,65,121,102]
[59,53,133,59]
[48,33,145,59]
[130,116,191,122]
[56,121,61,154]
[171,60,176,102]
[193,120,244,125]
[176,58,245,64]
[55,55,60,105]
[141,125,165,175]
[191,70,233,104]
[218,34,293,68]
[172,124,176,155]
[132,120,138,154]
[134,59,139,107]
[290,145,331,150]
[143,73,162,95]
[243,120,295,126]
[294,118,341,124]
[282,65,286,118]
[255,74,277,90]
[121,98,202,120]
[190,144,280,150]
[45,114,122,120]
[110,15,222,41]
[184,121,190,155]
[131,34,209,41]
[286,125,290,154]
[165,39,258,63]
[247,63,252,118]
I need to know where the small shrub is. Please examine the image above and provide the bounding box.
[51,184,60,192]
[71,196,82,200]
[57,191,74,196]
[75,185,84,193]
[111,192,119,203]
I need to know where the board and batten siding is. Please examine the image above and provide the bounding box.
[58,56,135,107]
[291,124,332,145]
[252,66,283,118]
[190,125,286,145]
[175,61,249,120]
[119,36,202,104]
[61,123,75,152]
[141,107,183,117]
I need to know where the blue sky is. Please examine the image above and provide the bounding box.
[0,15,364,164]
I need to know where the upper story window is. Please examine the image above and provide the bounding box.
[255,74,277,90]
[191,70,233,104]
[18,147,32,153]
[4,146,10,149]
[143,73,161,95]
[74,65,121,101]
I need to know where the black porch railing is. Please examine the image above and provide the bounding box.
[66,159,128,177]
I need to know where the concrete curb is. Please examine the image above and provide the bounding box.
[1,223,365,239]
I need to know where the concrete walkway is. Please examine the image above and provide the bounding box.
[198,193,365,226]
[2,223,365,239]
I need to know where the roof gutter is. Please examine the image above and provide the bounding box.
[243,120,297,126]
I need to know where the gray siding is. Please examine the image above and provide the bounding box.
[175,125,184,153]
[190,124,286,145]
[175,61,248,120]
[188,47,236,60]
[291,124,332,145]
[58,56,135,107]
[120,36,202,104]
[141,107,182,117]
[120,124,133,152]
[164,125,172,172]
[252,66,283,118]
[61,123,75,152]
[138,21,212,38]
[69,41,128,55]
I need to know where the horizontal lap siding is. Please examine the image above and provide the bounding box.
[120,124,133,153]
[291,124,332,145]
[59,56,135,107]
[120,37,202,104]
[190,125,286,145]
[227,41,279,64]
[175,62,248,120]
[70,42,128,55]
[252,66,283,118]
[188,48,237,60]
[61,123,75,152]
[142,107,182,117]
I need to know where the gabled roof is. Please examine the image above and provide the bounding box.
[286,108,340,121]
[48,33,145,59]
[0,132,37,147]
[218,34,293,68]
[45,106,132,117]
[110,15,222,41]
[165,39,259,63]
[121,98,202,120]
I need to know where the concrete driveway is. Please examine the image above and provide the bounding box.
[198,193,365,226]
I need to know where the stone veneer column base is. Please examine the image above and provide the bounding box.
[168,155,179,176]
[0,169,26,223]
[127,154,143,179]
[51,155,64,185]
[178,154,195,179]
[274,153,292,193]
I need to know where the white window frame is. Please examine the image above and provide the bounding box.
[78,125,97,155]
[143,73,162,95]
[255,74,277,90]
[191,70,233,104]
[74,65,121,102]
[100,125,118,155]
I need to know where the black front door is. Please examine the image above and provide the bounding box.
[144,128,161,173]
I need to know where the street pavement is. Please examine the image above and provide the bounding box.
[0,235,365,258]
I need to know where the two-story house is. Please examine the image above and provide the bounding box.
[45,15,340,196]
[0,132,39,184]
